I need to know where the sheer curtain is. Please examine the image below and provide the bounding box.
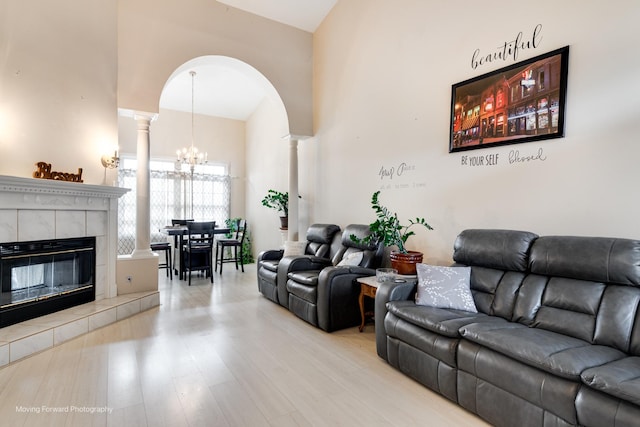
[117,164,230,255]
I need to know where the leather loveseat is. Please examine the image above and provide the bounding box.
[256,223,341,306]
[376,229,640,427]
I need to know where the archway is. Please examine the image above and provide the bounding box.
[157,56,299,254]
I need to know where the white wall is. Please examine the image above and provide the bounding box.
[0,0,117,184]
[117,0,313,136]
[312,0,640,264]
[245,98,290,255]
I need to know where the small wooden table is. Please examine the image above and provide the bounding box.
[356,276,380,332]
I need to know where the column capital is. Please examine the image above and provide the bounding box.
[134,111,158,123]
[281,133,313,142]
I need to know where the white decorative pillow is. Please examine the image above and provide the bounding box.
[283,240,307,257]
[337,251,364,267]
[415,264,477,313]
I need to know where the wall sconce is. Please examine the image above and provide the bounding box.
[101,147,119,185]
[101,149,119,169]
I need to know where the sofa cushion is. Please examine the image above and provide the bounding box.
[337,251,363,266]
[581,357,640,407]
[529,236,640,286]
[460,322,625,381]
[307,223,341,245]
[286,279,318,303]
[531,277,605,343]
[415,264,477,313]
[384,311,460,367]
[284,240,308,257]
[453,229,538,272]
[387,300,494,338]
[287,270,321,286]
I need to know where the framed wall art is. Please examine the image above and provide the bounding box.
[449,46,569,153]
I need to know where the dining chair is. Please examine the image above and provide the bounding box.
[215,219,247,274]
[183,221,215,286]
[150,241,172,280]
[171,218,194,279]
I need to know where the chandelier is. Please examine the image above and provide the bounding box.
[176,70,207,174]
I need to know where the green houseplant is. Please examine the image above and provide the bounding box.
[261,189,290,229]
[353,190,433,275]
[223,217,254,264]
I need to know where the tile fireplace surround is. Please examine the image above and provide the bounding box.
[0,175,159,367]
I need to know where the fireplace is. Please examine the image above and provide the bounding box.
[0,237,96,328]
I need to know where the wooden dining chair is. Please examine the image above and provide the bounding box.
[171,218,193,279]
[183,221,215,285]
[150,241,172,280]
[215,219,247,273]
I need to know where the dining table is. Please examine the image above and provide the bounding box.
[160,224,231,280]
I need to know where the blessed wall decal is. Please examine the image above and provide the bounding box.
[471,24,543,70]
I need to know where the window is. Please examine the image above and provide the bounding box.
[521,69,534,98]
[537,69,546,91]
[496,88,505,109]
[117,158,231,255]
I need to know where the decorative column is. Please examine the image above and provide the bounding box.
[116,111,159,295]
[288,138,299,241]
[131,112,157,258]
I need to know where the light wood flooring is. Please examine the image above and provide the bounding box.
[0,263,489,426]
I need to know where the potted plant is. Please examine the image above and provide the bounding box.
[261,189,290,229]
[353,190,433,275]
[223,217,254,264]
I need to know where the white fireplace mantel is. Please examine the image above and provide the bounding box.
[0,174,128,203]
[0,175,129,300]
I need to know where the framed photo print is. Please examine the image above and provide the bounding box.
[449,46,569,153]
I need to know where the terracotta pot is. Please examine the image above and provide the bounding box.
[389,250,423,275]
[279,216,288,230]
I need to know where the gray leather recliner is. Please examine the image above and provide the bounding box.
[256,223,340,306]
[279,224,383,332]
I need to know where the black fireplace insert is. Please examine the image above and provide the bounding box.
[0,236,96,328]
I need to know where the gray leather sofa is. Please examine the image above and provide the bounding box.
[376,229,640,427]
[278,224,383,332]
[256,223,341,306]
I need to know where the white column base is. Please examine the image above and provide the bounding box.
[116,254,159,294]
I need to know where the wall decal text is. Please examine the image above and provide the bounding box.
[471,24,543,70]
[460,153,500,167]
[379,162,416,180]
[508,147,547,164]
[460,147,548,167]
[377,161,426,191]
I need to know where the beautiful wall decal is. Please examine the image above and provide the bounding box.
[471,24,543,70]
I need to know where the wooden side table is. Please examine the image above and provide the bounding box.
[356,276,380,332]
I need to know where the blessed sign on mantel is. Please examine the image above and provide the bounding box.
[33,162,83,183]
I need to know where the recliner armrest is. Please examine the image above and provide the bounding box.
[375,280,417,361]
[316,266,377,332]
[278,255,333,274]
[257,249,284,263]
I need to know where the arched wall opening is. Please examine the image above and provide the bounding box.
[117,55,294,259]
